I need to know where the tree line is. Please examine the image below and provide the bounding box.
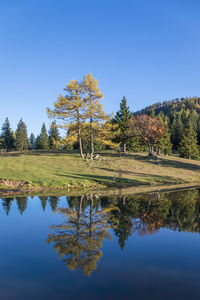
[0,118,61,151]
[47,73,198,159]
[1,73,200,159]
[136,96,200,158]
[46,73,170,158]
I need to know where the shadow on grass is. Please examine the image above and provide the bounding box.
[127,153,200,172]
[155,158,200,171]
[55,173,146,187]
[96,167,180,183]
[54,172,179,188]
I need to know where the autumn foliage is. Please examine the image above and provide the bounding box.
[135,114,166,154]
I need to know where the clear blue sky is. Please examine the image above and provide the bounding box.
[1,0,200,135]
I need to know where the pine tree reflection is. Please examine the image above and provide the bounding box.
[16,197,28,215]
[48,196,60,213]
[39,196,48,211]
[1,197,15,215]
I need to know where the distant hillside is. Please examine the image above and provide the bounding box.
[135,97,200,118]
[135,97,200,151]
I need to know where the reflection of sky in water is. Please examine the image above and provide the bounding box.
[0,193,199,300]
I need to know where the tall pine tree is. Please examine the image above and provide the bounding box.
[159,130,172,155]
[114,97,132,153]
[29,133,36,150]
[15,119,29,151]
[0,118,15,151]
[36,123,49,149]
[157,116,172,155]
[171,112,184,149]
[179,125,199,159]
[49,121,61,149]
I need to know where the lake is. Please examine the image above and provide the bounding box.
[0,189,200,300]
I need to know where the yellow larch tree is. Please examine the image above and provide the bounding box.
[82,73,108,159]
[47,80,86,158]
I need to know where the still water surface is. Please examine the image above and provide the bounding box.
[0,189,200,300]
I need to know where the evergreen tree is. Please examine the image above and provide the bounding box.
[187,109,198,132]
[159,130,172,155]
[36,123,49,149]
[181,109,190,127]
[35,135,40,149]
[130,134,146,152]
[171,112,184,149]
[114,97,132,153]
[179,126,199,159]
[149,108,155,117]
[197,117,200,144]
[49,121,60,148]
[157,117,172,155]
[0,118,15,151]
[157,111,165,123]
[15,119,29,151]
[28,133,36,150]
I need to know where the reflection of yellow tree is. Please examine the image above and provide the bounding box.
[47,195,118,276]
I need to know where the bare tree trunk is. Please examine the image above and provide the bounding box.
[148,141,153,156]
[155,146,161,156]
[147,200,151,214]
[78,126,84,159]
[90,118,94,159]
[80,195,83,213]
[123,143,127,153]
[122,195,127,205]
[77,116,84,159]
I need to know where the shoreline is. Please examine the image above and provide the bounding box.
[0,150,200,197]
[1,182,199,198]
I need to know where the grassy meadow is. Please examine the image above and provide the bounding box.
[0,150,200,195]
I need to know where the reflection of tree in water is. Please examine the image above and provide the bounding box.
[16,197,28,215]
[47,195,118,276]
[1,197,28,215]
[48,196,60,213]
[132,192,170,236]
[39,196,48,211]
[1,197,15,215]
[103,189,200,248]
[47,190,200,260]
[107,196,133,250]
[1,188,200,259]
[165,190,200,232]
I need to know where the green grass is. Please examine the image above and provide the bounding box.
[0,150,200,194]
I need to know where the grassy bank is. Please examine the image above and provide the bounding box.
[0,150,200,195]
